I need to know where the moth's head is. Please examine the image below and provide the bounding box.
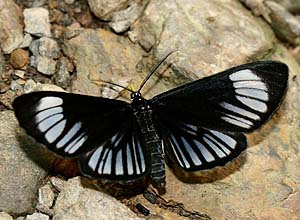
[130,91,142,101]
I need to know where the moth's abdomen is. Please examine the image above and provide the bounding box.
[134,109,166,188]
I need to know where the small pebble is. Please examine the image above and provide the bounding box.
[38,184,55,208]
[0,212,13,220]
[24,79,37,93]
[18,34,33,49]
[14,70,25,79]
[64,0,75,5]
[9,49,29,69]
[37,56,57,75]
[39,37,61,59]
[24,8,51,37]
[25,213,49,220]
[136,203,150,216]
[50,176,66,192]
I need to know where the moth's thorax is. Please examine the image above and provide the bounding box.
[131,92,150,113]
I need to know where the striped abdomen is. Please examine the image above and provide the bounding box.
[134,109,166,188]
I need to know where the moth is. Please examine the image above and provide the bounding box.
[13,52,288,189]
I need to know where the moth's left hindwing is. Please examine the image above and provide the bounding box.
[13,91,132,157]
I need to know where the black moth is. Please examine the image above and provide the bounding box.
[13,52,288,190]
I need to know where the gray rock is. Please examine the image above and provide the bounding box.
[109,2,145,33]
[24,79,37,93]
[265,1,300,45]
[0,111,53,216]
[24,8,51,37]
[25,213,50,220]
[0,212,13,220]
[19,34,33,49]
[239,0,271,22]
[52,58,72,89]
[10,80,23,91]
[62,27,144,96]
[29,39,40,57]
[38,37,61,59]
[49,176,66,192]
[37,56,57,75]
[0,0,24,54]
[129,0,275,84]
[37,183,55,209]
[53,177,143,220]
[88,0,130,21]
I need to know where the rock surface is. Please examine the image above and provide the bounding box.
[0,0,24,54]
[0,111,54,216]
[52,177,143,220]
[24,8,51,37]
[88,0,130,20]
[62,27,145,97]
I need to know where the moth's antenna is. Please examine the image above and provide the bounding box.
[100,80,135,93]
[137,49,178,93]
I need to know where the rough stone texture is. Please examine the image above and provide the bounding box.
[38,184,55,209]
[0,0,24,54]
[38,37,61,59]
[109,2,145,33]
[19,34,33,49]
[129,0,275,83]
[265,1,300,45]
[52,58,72,89]
[53,177,144,220]
[0,111,54,216]
[0,212,13,220]
[25,213,50,220]
[88,0,130,21]
[63,27,146,97]
[24,8,51,37]
[37,56,57,75]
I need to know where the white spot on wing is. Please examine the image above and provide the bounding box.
[45,119,66,143]
[103,150,112,174]
[98,148,108,174]
[193,139,214,162]
[181,137,201,166]
[233,81,267,90]
[210,130,237,149]
[236,88,269,101]
[37,97,63,111]
[221,115,252,129]
[170,134,189,168]
[115,150,123,175]
[88,147,103,171]
[229,69,260,81]
[236,96,267,113]
[56,122,82,148]
[37,114,64,132]
[126,143,133,175]
[35,107,63,123]
[64,132,87,153]
[220,102,260,120]
[203,136,227,158]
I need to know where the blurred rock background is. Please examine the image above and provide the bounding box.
[0,0,300,219]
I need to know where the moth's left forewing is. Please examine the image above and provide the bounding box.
[151,61,289,132]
